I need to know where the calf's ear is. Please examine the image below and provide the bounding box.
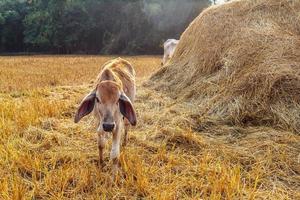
[74,90,96,123]
[119,93,137,126]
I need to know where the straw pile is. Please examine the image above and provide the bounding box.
[151,0,300,133]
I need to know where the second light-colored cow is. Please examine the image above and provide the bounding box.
[74,57,137,172]
[162,39,179,65]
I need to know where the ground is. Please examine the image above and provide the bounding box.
[0,56,299,199]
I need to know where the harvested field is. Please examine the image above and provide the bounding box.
[0,55,299,199]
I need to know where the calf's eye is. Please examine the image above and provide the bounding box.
[96,97,100,103]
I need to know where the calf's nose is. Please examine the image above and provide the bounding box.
[103,123,115,132]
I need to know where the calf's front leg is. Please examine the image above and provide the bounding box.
[110,122,123,173]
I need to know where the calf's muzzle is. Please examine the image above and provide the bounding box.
[103,122,115,132]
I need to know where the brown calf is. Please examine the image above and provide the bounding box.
[74,58,137,171]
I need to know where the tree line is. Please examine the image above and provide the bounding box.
[0,0,210,54]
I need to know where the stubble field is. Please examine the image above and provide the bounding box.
[0,56,299,199]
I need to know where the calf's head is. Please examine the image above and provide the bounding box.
[74,81,136,132]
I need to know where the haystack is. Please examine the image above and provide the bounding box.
[151,0,300,133]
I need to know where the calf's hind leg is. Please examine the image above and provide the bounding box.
[123,119,130,147]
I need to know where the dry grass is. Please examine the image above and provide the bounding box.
[0,55,299,199]
[151,0,300,133]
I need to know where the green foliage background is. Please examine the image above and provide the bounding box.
[0,0,210,54]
